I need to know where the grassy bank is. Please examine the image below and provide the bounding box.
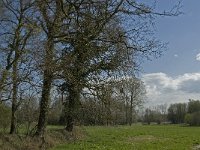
[1,125,200,149]
[0,126,83,150]
[51,125,200,150]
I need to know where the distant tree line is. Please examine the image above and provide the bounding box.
[142,104,168,125]
[142,99,200,126]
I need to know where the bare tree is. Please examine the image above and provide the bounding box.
[128,78,146,125]
[115,77,145,125]
[0,0,33,134]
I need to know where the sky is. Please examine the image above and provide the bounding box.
[141,0,200,106]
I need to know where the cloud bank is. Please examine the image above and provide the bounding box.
[142,72,200,106]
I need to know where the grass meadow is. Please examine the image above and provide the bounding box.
[51,125,200,150]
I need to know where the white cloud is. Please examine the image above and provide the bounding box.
[196,53,200,61]
[142,72,200,106]
[174,54,178,57]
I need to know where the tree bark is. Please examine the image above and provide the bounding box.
[129,91,134,126]
[35,70,52,136]
[10,57,18,134]
[35,36,54,136]
[65,84,80,132]
[125,96,128,125]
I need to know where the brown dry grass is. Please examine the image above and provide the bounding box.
[0,126,85,150]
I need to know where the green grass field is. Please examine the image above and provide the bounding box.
[51,125,200,150]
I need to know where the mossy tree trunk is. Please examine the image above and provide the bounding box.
[65,84,81,132]
[35,37,54,136]
[10,54,18,134]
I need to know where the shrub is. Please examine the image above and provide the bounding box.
[184,113,192,125]
[185,111,200,126]
[0,103,11,132]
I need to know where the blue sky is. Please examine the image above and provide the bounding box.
[143,0,200,76]
[141,0,200,106]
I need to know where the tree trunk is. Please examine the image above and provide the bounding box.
[35,70,52,136]
[10,58,18,134]
[125,96,128,125]
[35,33,54,136]
[106,99,111,126]
[129,92,133,126]
[65,85,80,132]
